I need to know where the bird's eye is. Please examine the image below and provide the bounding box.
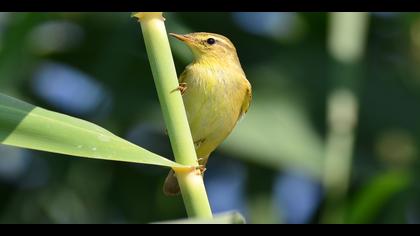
[206,38,216,45]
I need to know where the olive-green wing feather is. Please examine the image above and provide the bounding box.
[238,80,252,122]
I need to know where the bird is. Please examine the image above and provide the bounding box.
[163,32,252,196]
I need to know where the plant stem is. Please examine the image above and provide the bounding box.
[322,12,369,223]
[133,12,212,218]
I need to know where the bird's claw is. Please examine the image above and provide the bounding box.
[195,165,206,175]
[177,82,187,95]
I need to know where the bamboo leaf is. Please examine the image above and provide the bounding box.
[153,211,246,224]
[0,93,185,168]
[347,171,411,224]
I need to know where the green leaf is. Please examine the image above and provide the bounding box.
[346,170,411,224]
[0,93,184,168]
[153,211,246,224]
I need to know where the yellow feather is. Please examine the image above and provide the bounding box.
[163,32,252,196]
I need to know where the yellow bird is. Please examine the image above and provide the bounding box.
[163,32,252,196]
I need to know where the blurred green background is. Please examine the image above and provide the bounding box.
[0,12,419,224]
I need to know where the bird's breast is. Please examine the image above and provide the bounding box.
[181,64,247,155]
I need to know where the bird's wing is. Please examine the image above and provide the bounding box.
[238,79,252,122]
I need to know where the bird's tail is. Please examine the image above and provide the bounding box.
[163,169,181,196]
[163,155,208,196]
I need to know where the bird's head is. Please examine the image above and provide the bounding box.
[170,32,239,62]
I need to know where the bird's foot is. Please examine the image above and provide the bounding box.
[195,164,206,175]
[172,82,187,95]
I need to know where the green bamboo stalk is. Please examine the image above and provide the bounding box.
[328,12,369,64]
[133,12,212,219]
[322,12,369,224]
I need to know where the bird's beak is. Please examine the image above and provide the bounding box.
[169,33,194,44]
